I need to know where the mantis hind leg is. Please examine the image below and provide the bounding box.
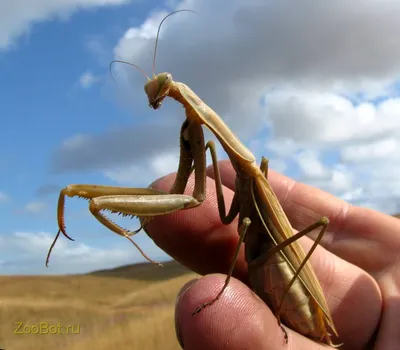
[249,216,330,320]
[191,141,246,315]
[192,217,251,315]
[274,217,330,318]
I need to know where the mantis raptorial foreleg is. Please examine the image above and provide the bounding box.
[55,185,168,237]
[46,185,196,266]
[168,120,201,195]
[46,120,207,266]
[86,122,208,235]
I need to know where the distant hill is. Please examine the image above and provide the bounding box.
[87,259,191,281]
[87,211,400,280]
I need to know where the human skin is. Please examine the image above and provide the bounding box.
[145,160,400,350]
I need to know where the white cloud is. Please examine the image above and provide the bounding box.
[267,158,288,174]
[293,151,355,197]
[86,37,108,60]
[109,0,400,151]
[104,164,142,184]
[264,138,299,158]
[314,167,355,196]
[104,151,179,186]
[295,150,328,180]
[263,90,400,145]
[112,0,400,99]
[23,201,48,214]
[78,71,99,89]
[52,123,181,173]
[150,152,180,178]
[51,0,400,214]
[36,184,60,196]
[0,231,168,274]
[260,89,400,213]
[62,134,91,149]
[0,0,132,50]
[341,187,365,203]
[0,191,9,203]
[341,137,400,163]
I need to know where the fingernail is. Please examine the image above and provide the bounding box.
[175,279,198,348]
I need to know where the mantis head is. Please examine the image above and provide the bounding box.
[109,10,195,110]
[144,73,173,109]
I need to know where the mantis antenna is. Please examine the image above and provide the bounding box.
[152,9,197,76]
[109,9,197,82]
[109,60,150,83]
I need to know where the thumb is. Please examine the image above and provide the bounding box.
[174,274,332,350]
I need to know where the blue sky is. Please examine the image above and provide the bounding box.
[0,0,175,274]
[2,0,400,275]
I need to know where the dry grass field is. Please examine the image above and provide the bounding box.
[2,214,398,350]
[0,260,198,350]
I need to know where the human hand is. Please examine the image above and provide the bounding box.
[146,160,400,350]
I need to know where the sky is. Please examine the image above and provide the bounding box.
[2,0,400,275]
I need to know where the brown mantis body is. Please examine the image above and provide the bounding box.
[46,10,340,347]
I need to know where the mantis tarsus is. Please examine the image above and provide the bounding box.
[46,10,340,347]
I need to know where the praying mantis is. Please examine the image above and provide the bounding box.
[46,10,340,347]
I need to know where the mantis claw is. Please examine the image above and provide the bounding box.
[192,301,214,316]
[59,227,75,241]
[280,325,288,344]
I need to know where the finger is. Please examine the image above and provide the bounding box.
[175,274,334,350]
[147,174,248,282]
[148,173,382,348]
[207,160,400,273]
[298,235,381,349]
